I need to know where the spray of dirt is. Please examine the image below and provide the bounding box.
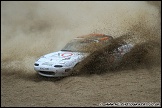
[1,1,161,75]
[72,34,161,75]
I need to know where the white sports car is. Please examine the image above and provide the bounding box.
[34,34,133,77]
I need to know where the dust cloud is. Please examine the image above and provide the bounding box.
[1,1,160,71]
[1,1,161,107]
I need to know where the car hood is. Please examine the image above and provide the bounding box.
[35,51,89,67]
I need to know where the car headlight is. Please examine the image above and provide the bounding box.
[34,63,39,66]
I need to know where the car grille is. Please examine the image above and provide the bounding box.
[54,65,63,67]
[39,71,55,75]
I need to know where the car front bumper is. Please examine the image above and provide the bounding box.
[34,66,72,77]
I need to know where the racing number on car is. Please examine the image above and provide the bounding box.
[61,53,73,57]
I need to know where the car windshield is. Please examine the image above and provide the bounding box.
[61,38,108,53]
